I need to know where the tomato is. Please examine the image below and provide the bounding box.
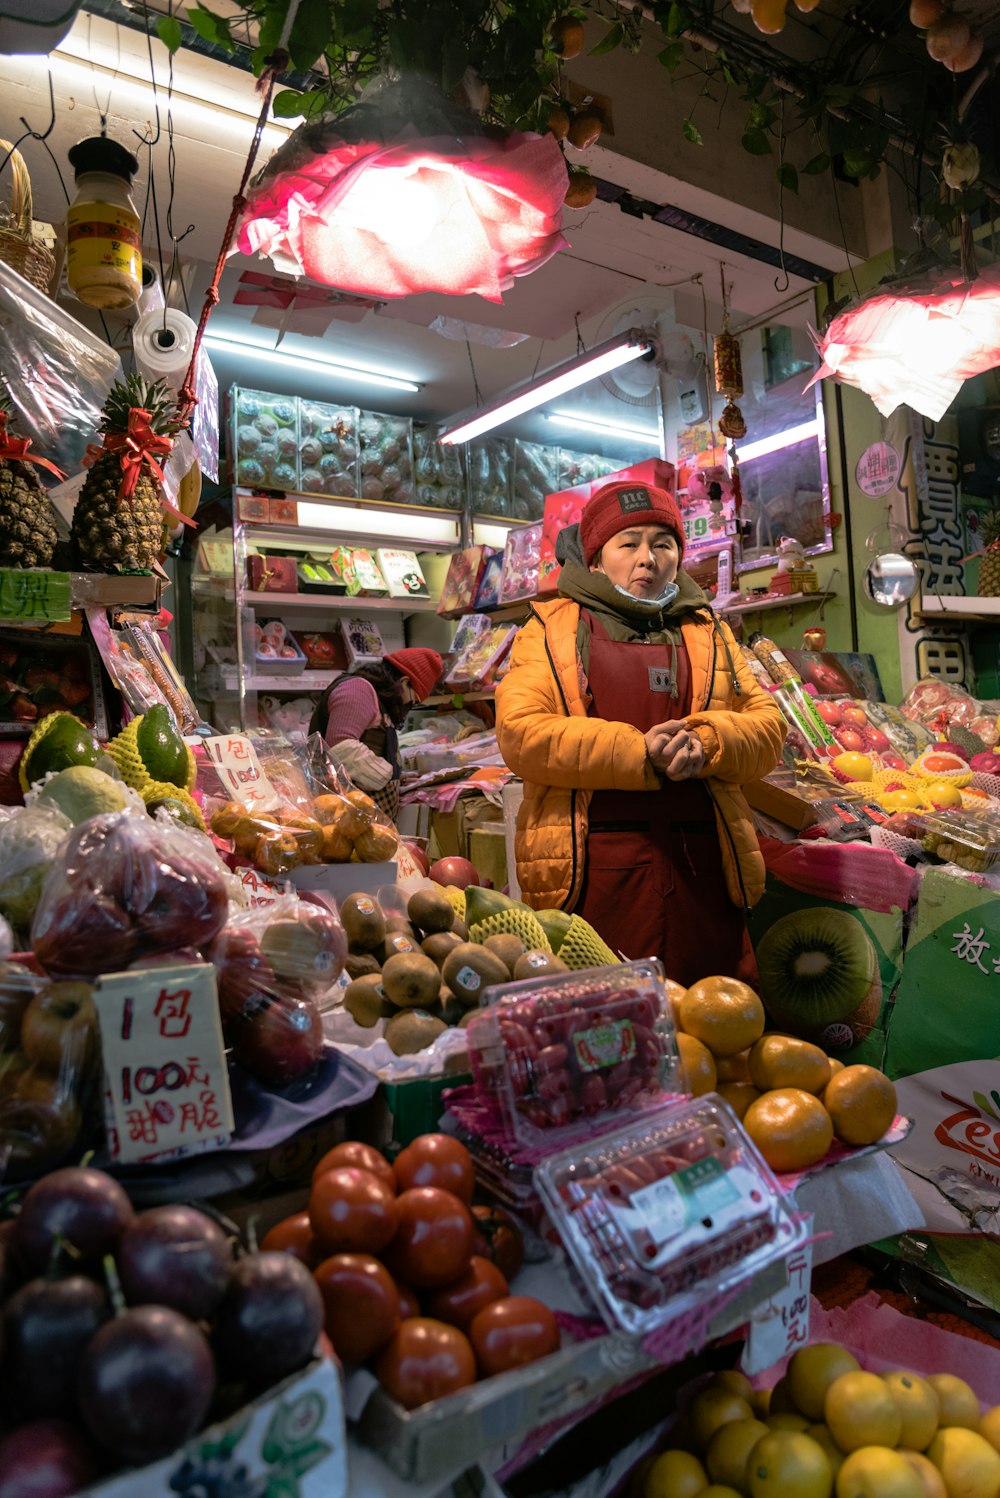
[382,1188,473,1289]
[424,1256,509,1331]
[308,1167,399,1256]
[469,1296,560,1377]
[470,1205,524,1282]
[374,1317,476,1409]
[312,1141,396,1191]
[260,1211,322,1268]
[392,1135,474,1204]
[313,1253,400,1365]
[392,1279,420,1320]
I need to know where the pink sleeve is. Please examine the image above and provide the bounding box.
[324,678,380,747]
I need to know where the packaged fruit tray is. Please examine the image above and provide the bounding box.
[533,1096,806,1336]
[913,806,1000,872]
[465,960,681,1149]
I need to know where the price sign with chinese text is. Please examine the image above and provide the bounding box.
[93,962,233,1165]
[0,569,72,623]
[204,733,282,812]
[741,1215,813,1375]
[238,867,289,907]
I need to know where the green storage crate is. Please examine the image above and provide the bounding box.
[376,1072,472,1150]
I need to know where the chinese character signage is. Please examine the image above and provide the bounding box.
[855,441,901,497]
[0,569,72,623]
[742,1214,813,1374]
[204,733,282,812]
[93,962,233,1164]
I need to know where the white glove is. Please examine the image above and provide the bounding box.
[327,738,394,792]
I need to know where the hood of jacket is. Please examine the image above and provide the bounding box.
[555,521,709,638]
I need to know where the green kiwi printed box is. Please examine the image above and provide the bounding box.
[746,877,903,1069]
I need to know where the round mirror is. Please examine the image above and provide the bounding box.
[863,552,918,608]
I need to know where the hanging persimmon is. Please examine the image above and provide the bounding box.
[925,12,971,59]
[564,171,597,209]
[750,0,789,34]
[567,110,603,148]
[909,0,945,23]
[941,29,984,70]
[549,16,586,58]
[548,105,571,140]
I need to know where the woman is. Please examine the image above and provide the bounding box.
[308,647,442,821]
[495,479,785,986]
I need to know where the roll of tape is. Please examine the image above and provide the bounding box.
[133,307,196,389]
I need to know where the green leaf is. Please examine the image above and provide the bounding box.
[742,73,767,100]
[741,128,772,156]
[288,0,332,71]
[665,2,689,37]
[749,102,776,129]
[156,15,183,54]
[803,151,830,175]
[590,21,625,54]
[658,42,684,70]
[186,4,233,52]
[682,117,703,145]
[271,88,307,117]
[776,162,798,193]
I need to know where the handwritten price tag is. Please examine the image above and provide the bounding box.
[741,1215,814,1376]
[204,733,282,812]
[0,569,71,623]
[93,962,233,1165]
[238,867,289,907]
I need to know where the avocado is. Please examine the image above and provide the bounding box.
[136,704,192,788]
[381,951,441,1009]
[513,949,570,981]
[422,931,463,969]
[442,942,510,1008]
[407,889,456,935]
[534,908,574,954]
[385,1010,447,1056]
[483,933,527,976]
[20,712,100,790]
[340,892,386,952]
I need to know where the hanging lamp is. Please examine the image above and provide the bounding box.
[235,79,569,303]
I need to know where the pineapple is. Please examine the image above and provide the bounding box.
[0,395,58,568]
[979,509,1000,598]
[71,373,179,573]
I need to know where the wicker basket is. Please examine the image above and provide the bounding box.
[0,140,56,295]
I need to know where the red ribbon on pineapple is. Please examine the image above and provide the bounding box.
[84,407,194,527]
[0,413,66,481]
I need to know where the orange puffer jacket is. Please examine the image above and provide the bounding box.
[495,597,786,912]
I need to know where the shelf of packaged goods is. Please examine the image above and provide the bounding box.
[215,666,340,693]
[191,575,235,600]
[719,590,835,623]
[244,591,438,614]
[914,594,1000,625]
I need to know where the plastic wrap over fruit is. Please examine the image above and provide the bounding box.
[30,812,229,979]
[208,897,334,1085]
[0,962,102,1177]
[0,806,72,935]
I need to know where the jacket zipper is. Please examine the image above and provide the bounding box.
[533,605,581,912]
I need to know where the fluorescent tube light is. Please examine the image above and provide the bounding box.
[440,329,656,446]
[203,334,422,394]
[546,410,659,443]
[735,419,821,464]
[295,502,458,546]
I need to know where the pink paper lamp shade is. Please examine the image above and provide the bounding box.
[810,264,1000,421]
[237,127,569,303]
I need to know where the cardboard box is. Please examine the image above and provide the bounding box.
[745,777,818,832]
[79,1358,347,1498]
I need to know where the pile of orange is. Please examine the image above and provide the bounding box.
[669,976,897,1173]
[636,1347,1000,1498]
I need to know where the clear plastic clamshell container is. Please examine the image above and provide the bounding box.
[915,806,1000,873]
[533,1095,805,1335]
[465,961,682,1148]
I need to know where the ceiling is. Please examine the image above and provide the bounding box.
[0,10,825,446]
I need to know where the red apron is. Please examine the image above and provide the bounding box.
[575,612,746,987]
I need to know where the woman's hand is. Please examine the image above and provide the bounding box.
[645,721,705,780]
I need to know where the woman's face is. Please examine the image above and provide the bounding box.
[592,525,680,598]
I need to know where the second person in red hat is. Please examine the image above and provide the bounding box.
[495,478,785,986]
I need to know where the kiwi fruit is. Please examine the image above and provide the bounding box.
[384,913,416,938]
[340,893,386,952]
[344,975,393,1027]
[422,930,464,969]
[458,1006,482,1029]
[452,916,470,941]
[483,933,526,976]
[442,942,510,1008]
[440,995,467,1026]
[755,907,880,1031]
[407,889,455,935]
[381,951,441,1010]
[344,952,381,981]
[380,931,420,965]
[512,949,570,981]
[385,1010,447,1056]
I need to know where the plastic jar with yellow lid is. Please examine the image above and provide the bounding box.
[67,135,142,310]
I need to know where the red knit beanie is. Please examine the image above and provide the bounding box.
[384,647,442,701]
[579,480,685,566]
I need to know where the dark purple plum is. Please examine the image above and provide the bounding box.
[214,1252,323,1389]
[117,1205,232,1322]
[78,1305,215,1463]
[4,1276,111,1418]
[0,1418,103,1498]
[15,1167,134,1274]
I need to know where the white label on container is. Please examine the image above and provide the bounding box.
[454,965,480,992]
[617,1163,765,1266]
[573,1018,636,1072]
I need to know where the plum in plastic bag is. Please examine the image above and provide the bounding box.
[0,807,72,933]
[31,812,229,979]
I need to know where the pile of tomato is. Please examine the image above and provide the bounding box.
[261,1133,561,1409]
